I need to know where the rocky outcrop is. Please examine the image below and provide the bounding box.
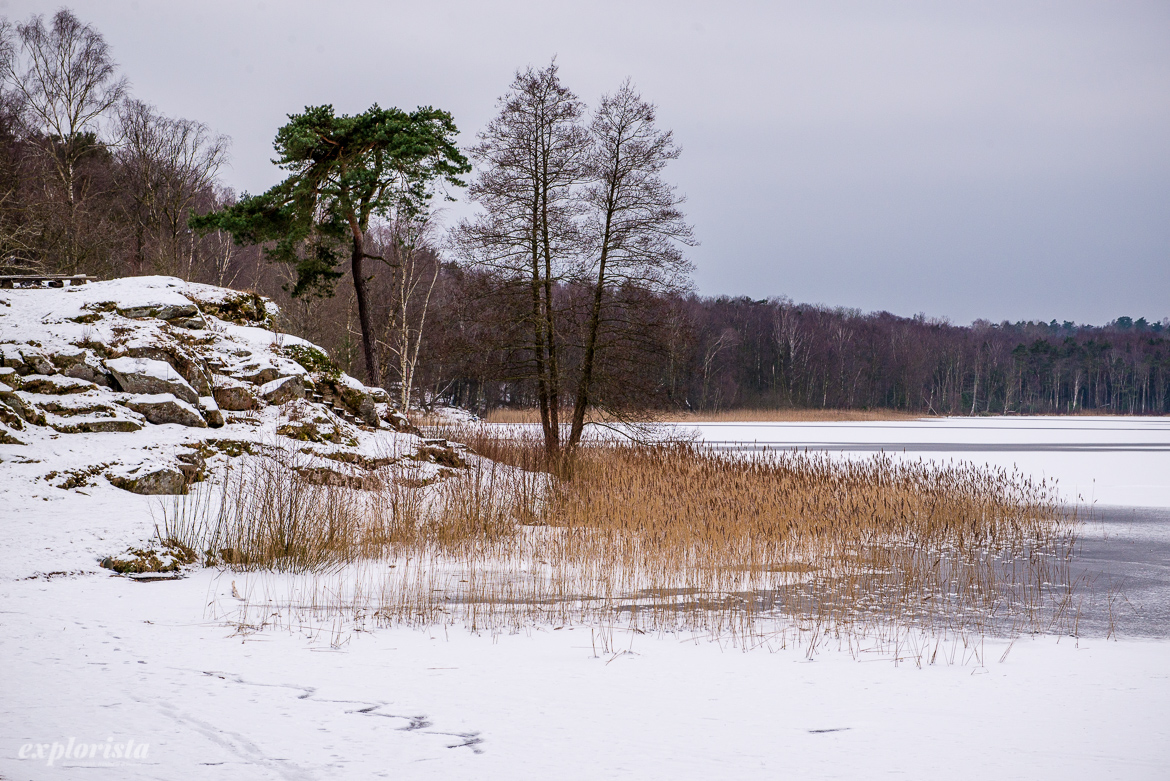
[117,302,198,320]
[105,357,199,405]
[123,394,207,428]
[1,277,437,499]
[334,379,379,426]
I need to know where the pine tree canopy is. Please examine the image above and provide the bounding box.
[192,103,469,297]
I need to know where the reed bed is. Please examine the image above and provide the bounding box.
[167,434,1081,655]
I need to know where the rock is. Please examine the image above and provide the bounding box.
[61,361,111,386]
[259,375,304,405]
[48,416,142,433]
[198,396,224,427]
[108,463,187,495]
[234,364,281,385]
[0,344,26,374]
[123,393,207,428]
[175,449,207,482]
[105,356,199,405]
[211,375,256,411]
[21,350,53,376]
[28,393,119,417]
[124,345,213,396]
[17,374,97,395]
[0,398,24,429]
[117,302,199,320]
[0,389,44,425]
[49,347,88,371]
[335,381,379,426]
[377,403,420,434]
[367,386,391,404]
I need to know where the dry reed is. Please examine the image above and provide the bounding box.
[168,433,1081,655]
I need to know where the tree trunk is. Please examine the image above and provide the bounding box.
[569,207,614,450]
[350,229,379,385]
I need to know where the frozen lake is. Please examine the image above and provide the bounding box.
[672,415,1170,508]
[672,416,1170,639]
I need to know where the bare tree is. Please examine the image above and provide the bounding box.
[453,60,590,452]
[372,215,442,411]
[567,81,695,448]
[115,98,227,275]
[1,9,127,270]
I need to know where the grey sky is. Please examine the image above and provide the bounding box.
[4,0,1168,325]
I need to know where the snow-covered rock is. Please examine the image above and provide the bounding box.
[106,356,199,404]
[211,374,257,411]
[107,460,187,495]
[0,275,430,500]
[259,374,305,405]
[123,393,207,428]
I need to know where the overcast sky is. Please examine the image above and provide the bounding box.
[4,0,1168,325]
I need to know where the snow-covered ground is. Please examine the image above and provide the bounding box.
[3,278,1168,780]
[3,416,1167,779]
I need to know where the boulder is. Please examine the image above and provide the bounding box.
[105,356,199,405]
[108,463,186,495]
[123,393,207,428]
[259,375,304,405]
[335,380,379,426]
[211,375,256,411]
[198,396,224,428]
[124,345,213,396]
[117,302,198,320]
[20,349,53,376]
[61,361,111,386]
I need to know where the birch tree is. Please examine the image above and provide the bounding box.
[1,9,127,270]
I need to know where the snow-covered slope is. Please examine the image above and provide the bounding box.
[0,276,455,579]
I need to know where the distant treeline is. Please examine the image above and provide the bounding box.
[408,274,1170,417]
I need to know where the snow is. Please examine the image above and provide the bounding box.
[2,280,1167,778]
[2,415,1167,778]
[1,569,1167,779]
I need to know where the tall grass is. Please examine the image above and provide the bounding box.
[167,434,1080,653]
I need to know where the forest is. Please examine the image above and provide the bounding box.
[2,9,1167,421]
